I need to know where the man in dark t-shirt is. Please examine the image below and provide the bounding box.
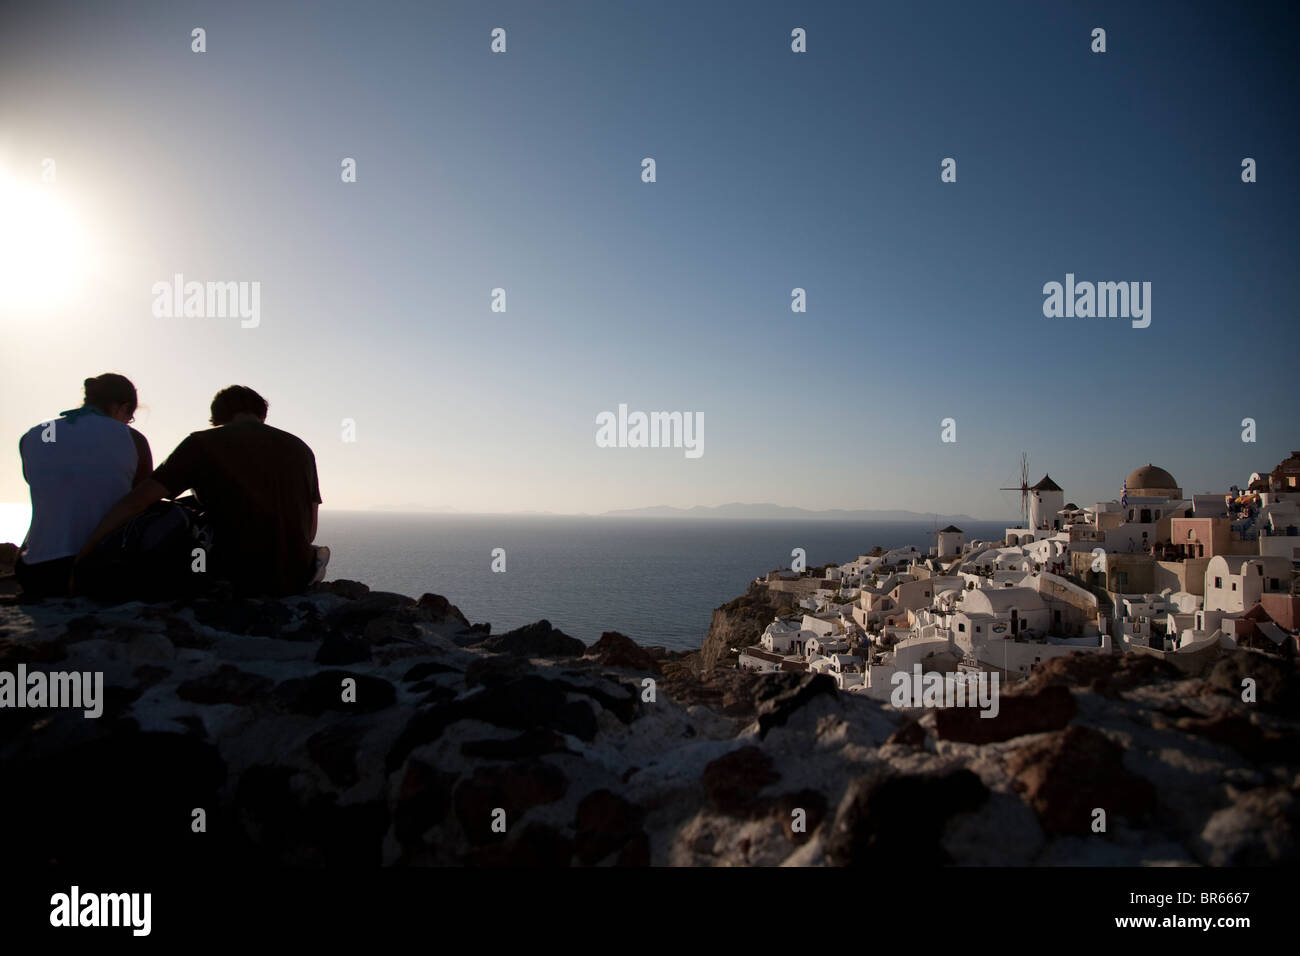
[77,385,324,596]
[153,422,321,594]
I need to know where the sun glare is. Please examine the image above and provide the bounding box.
[0,169,97,314]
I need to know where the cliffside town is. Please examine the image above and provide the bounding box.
[714,457,1300,700]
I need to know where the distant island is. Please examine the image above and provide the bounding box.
[601,503,993,522]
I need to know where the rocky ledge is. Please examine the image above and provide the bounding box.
[0,562,1297,866]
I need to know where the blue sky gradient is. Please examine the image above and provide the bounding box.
[1,0,1297,523]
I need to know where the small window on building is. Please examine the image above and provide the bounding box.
[958,623,966,632]
[1214,576,1222,588]
[1231,583,1237,591]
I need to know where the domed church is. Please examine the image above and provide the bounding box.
[1126,464,1182,500]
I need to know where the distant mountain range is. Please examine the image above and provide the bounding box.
[342,503,1001,522]
[601,503,994,522]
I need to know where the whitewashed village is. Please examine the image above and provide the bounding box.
[737,453,1300,698]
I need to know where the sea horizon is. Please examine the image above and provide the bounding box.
[0,501,1013,548]
[310,511,1013,650]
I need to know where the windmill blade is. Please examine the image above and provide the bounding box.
[997,453,1031,524]
[1021,453,1029,522]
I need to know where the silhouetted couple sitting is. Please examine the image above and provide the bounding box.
[16,375,328,602]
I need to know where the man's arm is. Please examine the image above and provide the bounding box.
[75,478,169,561]
[129,428,154,487]
[306,447,321,543]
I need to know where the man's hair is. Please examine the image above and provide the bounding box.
[210,385,269,425]
[84,373,138,417]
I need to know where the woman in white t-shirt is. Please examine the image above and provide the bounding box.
[17,374,153,598]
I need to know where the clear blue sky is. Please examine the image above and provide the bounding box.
[1,0,1297,526]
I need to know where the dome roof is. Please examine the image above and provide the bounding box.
[1127,463,1178,489]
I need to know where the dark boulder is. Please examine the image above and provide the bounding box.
[306,723,369,789]
[273,670,396,716]
[1198,783,1300,865]
[886,718,925,748]
[416,592,474,629]
[1169,711,1296,763]
[393,758,458,844]
[755,673,838,738]
[191,597,292,637]
[315,629,372,665]
[777,789,829,843]
[176,664,275,707]
[402,661,462,682]
[574,789,646,865]
[934,684,1076,745]
[0,636,67,667]
[825,769,989,866]
[702,745,781,817]
[1004,725,1156,836]
[478,620,584,658]
[466,823,574,867]
[1203,651,1300,716]
[453,761,569,845]
[387,674,600,772]
[232,765,388,866]
[583,631,661,674]
[314,579,370,600]
[1021,651,1180,697]
[461,728,575,760]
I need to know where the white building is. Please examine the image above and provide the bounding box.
[759,619,806,655]
[1204,555,1292,613]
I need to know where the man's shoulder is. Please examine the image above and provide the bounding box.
[259,423,316,459]
[18,423,41,455]
[175,427,219,449]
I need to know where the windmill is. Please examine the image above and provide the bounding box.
[999,453,1030,526]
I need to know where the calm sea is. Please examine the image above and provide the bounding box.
[316,513,1010,652]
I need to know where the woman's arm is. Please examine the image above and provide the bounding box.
[75,478,169,561]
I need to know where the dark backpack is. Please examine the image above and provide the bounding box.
[76,498,213,602]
